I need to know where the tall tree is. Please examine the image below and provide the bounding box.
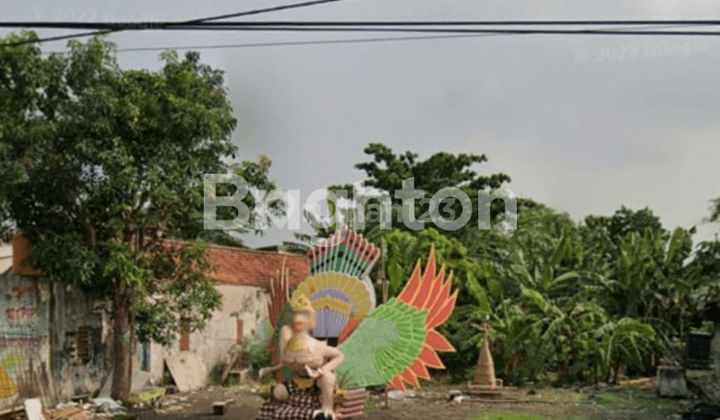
[584,206,666,243]
[0,31,48,240]
[0,33,276,399]
[308,143,512,239]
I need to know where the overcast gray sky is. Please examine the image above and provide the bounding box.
[3,0,720,247]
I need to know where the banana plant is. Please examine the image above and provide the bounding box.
[593,317,656,383]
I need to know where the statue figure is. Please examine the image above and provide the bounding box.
[255,226,459,420]
[259,294,344,420]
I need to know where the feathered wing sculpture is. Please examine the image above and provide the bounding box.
[307,226,380,279]
[267,259,291,366]
[336,248,458,391]
[265,226,457,392]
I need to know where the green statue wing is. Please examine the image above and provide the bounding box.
[337,298,428,388]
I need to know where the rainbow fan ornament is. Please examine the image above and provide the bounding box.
[292,272,373,338]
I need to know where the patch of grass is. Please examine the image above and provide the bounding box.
[591,389,678,410]
[580,388,684,419]
[226,374,241,387]
[591,390,628,407]
[209,362,226,386]
[473,410,592,420]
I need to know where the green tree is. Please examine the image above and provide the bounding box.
[687,199,720,329]
[307,143,512,239]
[585,206,666,242]
[0,31,50,240]
[581,208,700,375]
[0,34,279,399]
[182,154,285,247]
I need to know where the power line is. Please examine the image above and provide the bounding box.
[0,0,353,48]
[41,33,503,54]
[6,18,720,50]
[61,24,720,36]
[180,0,351,24]
[11,30,111,47]
[196,19,720,25]
[8,19,720,29]
[37,24,688,55]
[5,22,720,35]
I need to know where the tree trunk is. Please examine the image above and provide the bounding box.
[593,362,598,385]
[111,281,133,401]
[612,362,621,384]
[604,363,612,383]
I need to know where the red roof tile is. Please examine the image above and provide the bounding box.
[12,234,309,288]
[205,244,310,288]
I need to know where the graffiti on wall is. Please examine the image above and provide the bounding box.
[49,281,105,400]
[2,283,47,333]
[0,275,49,403]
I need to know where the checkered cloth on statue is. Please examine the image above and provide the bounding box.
[255,379,321,420]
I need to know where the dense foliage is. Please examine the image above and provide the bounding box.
[308,144,720,386]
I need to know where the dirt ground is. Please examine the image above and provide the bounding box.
[134,378,693,420]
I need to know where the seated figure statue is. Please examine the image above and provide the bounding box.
[256,294,344,420]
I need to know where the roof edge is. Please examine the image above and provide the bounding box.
[163,238,309,259]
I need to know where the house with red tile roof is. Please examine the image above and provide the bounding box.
[142,242,311,386]
[6,234,311,392]
[205,243,310,288]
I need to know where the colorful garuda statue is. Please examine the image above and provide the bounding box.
[256,226,458,420]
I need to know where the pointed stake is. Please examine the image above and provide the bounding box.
[384,384,389,409]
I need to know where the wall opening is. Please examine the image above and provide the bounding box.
[180,318,190,352]
[141,341,150,372]
[76,326,89,364]
[236,320,243,344]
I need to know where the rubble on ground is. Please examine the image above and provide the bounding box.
[36,395,136,420]
[447,389,470,404]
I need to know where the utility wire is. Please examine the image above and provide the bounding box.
[0,0,352,48]
[38,24,692,55]
[153,19,720,26]
[4,22,720,35]
[65,24,720,36]
[41,33,502,54]
[11,30,109,47]
[179,0,351,24]
[8,19,720,29]
[5,17,720,49]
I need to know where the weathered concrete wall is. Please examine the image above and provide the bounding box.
[146,285,269,384]
[0,270,107,410]
[50,282,105,399]
[0,270,52,412]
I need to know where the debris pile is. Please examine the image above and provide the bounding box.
[153,394,192,414]
[447,390,470,404]
[40,397,127,420]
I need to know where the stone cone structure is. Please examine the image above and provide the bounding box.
[474,324,497,388]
